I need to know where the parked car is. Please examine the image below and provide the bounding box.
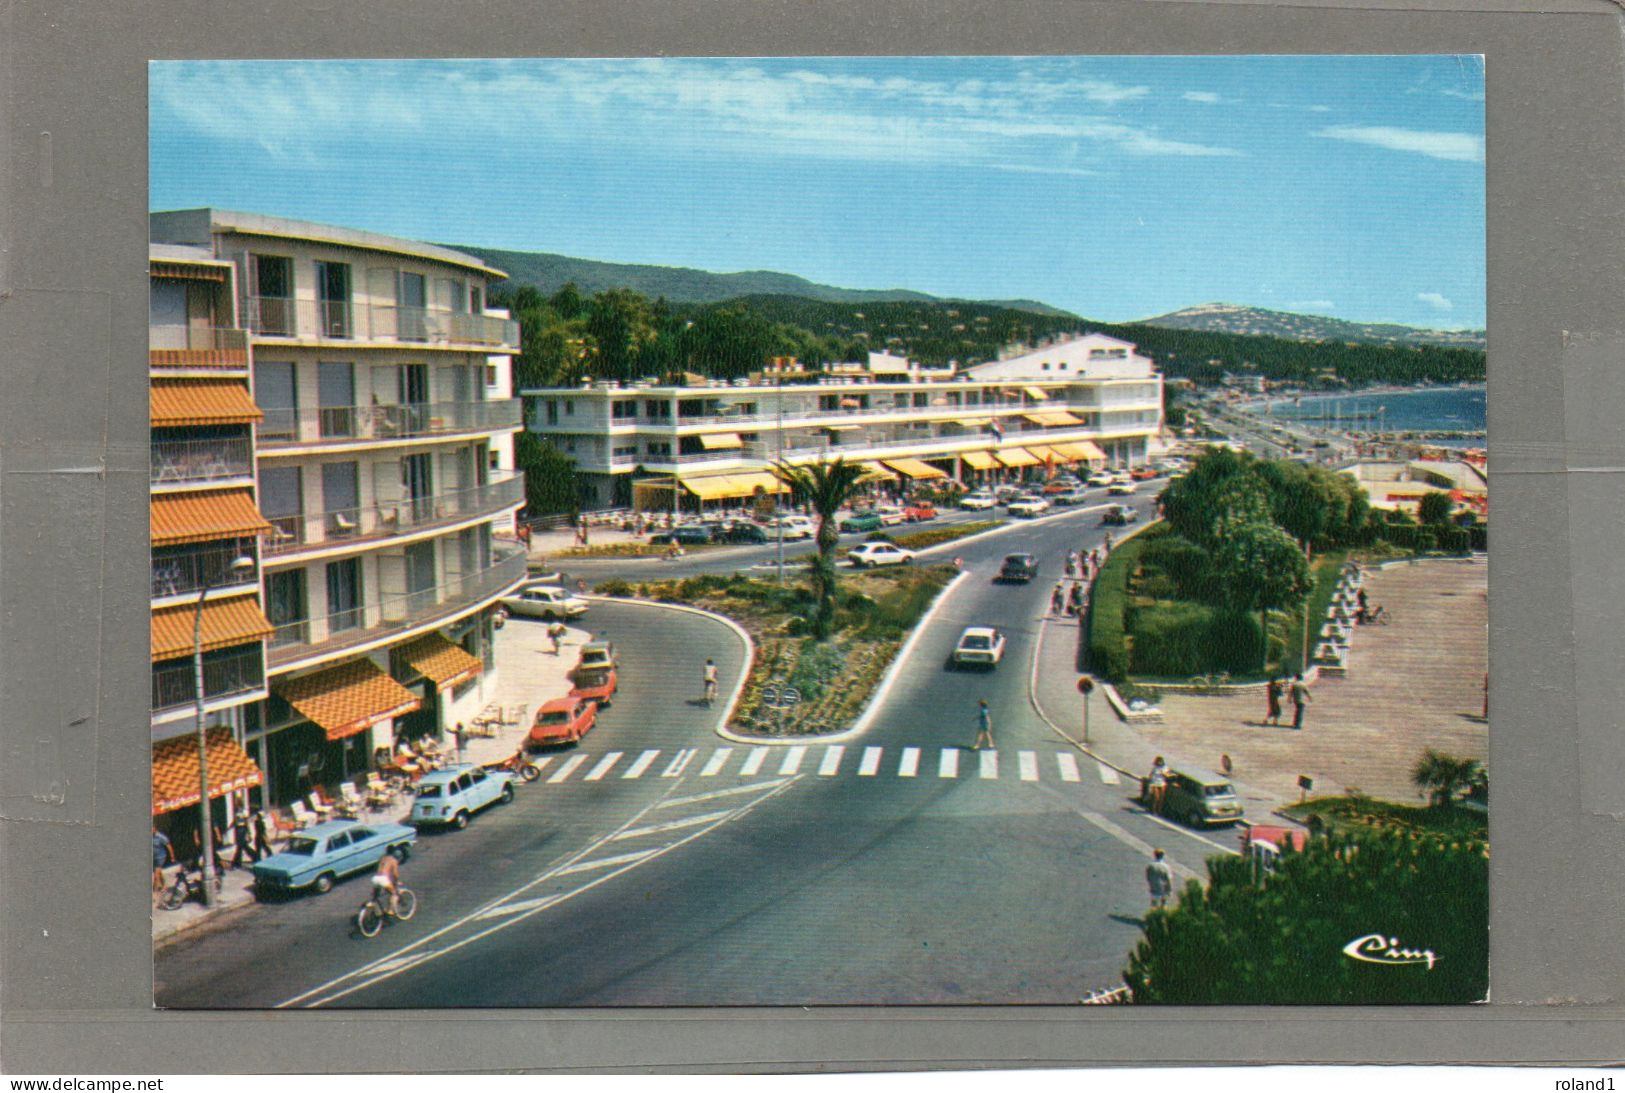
[1107,481,1136,496]
[1130,466,1159,481]
[994,484,1023,502]
[529,693,599,747]
[251,819,417,897]
[1087,471,1115,487]
[950,626,1006,669]
[1111,471,1134,485]
[569,641,619,707]
[997,553,1040,582]
[903,501,937,522]
[1141,766,1245,828]
[959,491,998,511]
[1008,495,1051,518]
[649,525,711,546]
[1102,504,1139,526]
[773,515,815,540]
[500,583,588,621]
[724,522,769,544]
[1040,479,1077,496]
[1052,488,1090,506]
[874,505,907,526]
[847,541,916,567]
[410,764,517,830]
[840,511,884,533]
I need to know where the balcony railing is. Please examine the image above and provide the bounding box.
[241,296,519,350]
[149,325,249,355]
[257,398,522,447]
[151,647,266,713]
[150,437,254,485]
[268,544,527,666]
[735,423,1123,464]
[262,473,524,557]
[152,541,260,599]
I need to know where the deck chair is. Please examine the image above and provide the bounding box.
[287,800,317,830]
[306,791,334,822]
[336,782,363,819]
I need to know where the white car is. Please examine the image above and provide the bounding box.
[959,492,998,511]
[1086,471,1115,487]
[772,515,815,540]
[1107,481,1137,496]
[500,584,588,620]
[951,626,1006,669]
[1007,495,1051,518]
[847,542,916,567]
[1110,471,1134,485]
[874,505,907,527]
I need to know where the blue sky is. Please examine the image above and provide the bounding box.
[150,56,1485,329]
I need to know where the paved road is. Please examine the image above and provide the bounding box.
[157,485,1238,1007]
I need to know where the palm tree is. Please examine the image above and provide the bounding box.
[1412,749,1483,807]
[770,457,875,640]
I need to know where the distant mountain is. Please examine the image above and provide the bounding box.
[449,244,1076,318]
[1137,303,1485,351]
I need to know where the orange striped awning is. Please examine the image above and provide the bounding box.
[274,659,422,742]
[396,633,483,692]
[151,594,274,662]
[151,489,273,546]
[151,378,263,427]
[152,728,263,816]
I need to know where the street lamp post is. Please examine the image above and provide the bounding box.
[193,554,255,909]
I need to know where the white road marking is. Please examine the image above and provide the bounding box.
[939,748,960,778]
[554,848,659,876]
[622,750,660,779]
[858,746,883,775]
[1055,753,1081,783]
[547,754,588,783]
[898,747,920,777]
[979,750,999,779]
[655,778,793,810]
[1138,810,1240,855]
[818,745,845,776]
[1075,809,1206,880]
[528,756,554,778]
[611,809,738,841]
[1096,762,1121,785]
[739,747,769,776]
[472,895,561,921]
[700,748,732,776]
[1018,750,1039,782]
[778,745,807,775]
[584,752,622,781]
[661,748,697,777]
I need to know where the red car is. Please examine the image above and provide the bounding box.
[903,501,937,522]
[1130,467,1159,481]
[1040,480,1075,495]
[529,694,598,747]
[1239,823,1309,872]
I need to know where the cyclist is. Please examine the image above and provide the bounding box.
[702,658,719,705]
[372,846,402,918]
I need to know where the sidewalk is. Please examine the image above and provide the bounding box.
[153,618,590,944]
[1035,555,1488,816]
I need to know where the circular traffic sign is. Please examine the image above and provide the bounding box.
[1077,677,1095,695]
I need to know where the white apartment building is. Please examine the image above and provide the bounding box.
[521,334,1163,510]
[150,209,526,814]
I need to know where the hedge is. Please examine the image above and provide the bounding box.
[866,520,1005,551]
[1087,529,1158,681]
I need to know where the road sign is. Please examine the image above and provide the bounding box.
[1077,678,1094,695]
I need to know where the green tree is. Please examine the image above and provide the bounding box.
[513,431,579,516]
[769,458,874,640]
[1412,749,1483,807]
[586,289,657,381]
[1215,522,1311,669]
[1418,490,1455,526]
[1125,828,1488,1003]
[1160,447,1271,551]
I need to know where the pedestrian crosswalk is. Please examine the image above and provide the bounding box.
[522,744,1124,788]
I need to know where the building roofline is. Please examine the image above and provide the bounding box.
[150,208,508,280]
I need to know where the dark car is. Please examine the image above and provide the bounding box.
[1141,766,1245,828]
[840,511,884,534]
[724,522,769,544]
[650,525,711,546]
[997,553,1040,582]
[1102,505,1139,526]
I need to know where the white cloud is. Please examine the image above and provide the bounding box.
[1287,299,1336,312]
[1440,88,1485,102]
[1417,291,1454,311]
[1314,125,1484,163]
[1183,91,1221,105]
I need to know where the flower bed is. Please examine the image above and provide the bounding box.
[863,520,1005,551]
[594,566,956,737]
[556,541,715,558]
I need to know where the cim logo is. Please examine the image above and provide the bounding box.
[1342,933,1439,970]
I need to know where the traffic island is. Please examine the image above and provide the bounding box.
[594,565,959,739]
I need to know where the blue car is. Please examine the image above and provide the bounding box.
[410,763,516,830]
[251,818,417,897]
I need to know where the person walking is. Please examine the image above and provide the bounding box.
[1146,849,1174,910]
[1146,756,1168,814]
[702,658,719,706]
[451,721,466,763]
[232,809,257,869]
[1266,676,1284,726]
[1068,582,1086,616]
[251,806,274,860]
[972,700,994,751]
[1065,551,1079,579]
[1290,673,1311,730]
[1051,582,1066,616]
[153,827,174,895]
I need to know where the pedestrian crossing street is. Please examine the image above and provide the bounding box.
[523,744,1125,788]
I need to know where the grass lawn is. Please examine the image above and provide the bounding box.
[1284,796,1488,841]
[862,520,1005,552]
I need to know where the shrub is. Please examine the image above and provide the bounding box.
[1129,603,1213,677]
[593,578,635,597]
[1204,608,1266,675]
[1140,535,1216,603]
[1435,526,1471,554]
[1087,534,1150,681]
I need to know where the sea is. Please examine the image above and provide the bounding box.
[1257,385,1486,444]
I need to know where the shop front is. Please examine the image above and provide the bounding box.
[151,727,264,863]
[261,657,422,807]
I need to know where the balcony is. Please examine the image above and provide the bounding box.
[268,544,527,667]
[152,540,260,599]
[262,472,524,558]
[150,437,254,486]
[151,647,266,714]
[241,296,519,350]
[258,398,522,448]
[148,325,248,369]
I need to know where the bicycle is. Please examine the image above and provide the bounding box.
[356,883,417,938]
[157,863,223,911]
